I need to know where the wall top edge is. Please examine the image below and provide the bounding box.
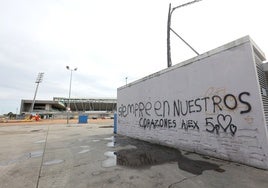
[118,35,265,91]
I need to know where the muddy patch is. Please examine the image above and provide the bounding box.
[30,129,43,132]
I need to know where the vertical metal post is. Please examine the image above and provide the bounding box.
[167,0,202,68]
[30,73,44,113]
[67,70,73,124]
[66,66,77,124]
[167,3,172,68]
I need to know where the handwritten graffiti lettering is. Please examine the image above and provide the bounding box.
[212,95,222,113]
[145,102,152,116]
[118,91,251,136]
[139,118,176,130]
[154,101,162,116]
[181,119,199,131]
[239,92,251,114]
[118,91,251,119]
[205,117,220,134]
[154,100,170,117]
[205,114,237,136]
[223,94,237,110]
[173,97,209,117]
[118,102,152,118]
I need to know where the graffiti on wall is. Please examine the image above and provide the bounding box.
[205,114,237,136]
[118,91,251,136]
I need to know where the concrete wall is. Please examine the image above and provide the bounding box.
[117,36,268,169]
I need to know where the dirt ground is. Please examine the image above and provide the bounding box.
[0,118,114,126]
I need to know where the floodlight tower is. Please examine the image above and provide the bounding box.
[66,66,77,124]
[30,72,44,113]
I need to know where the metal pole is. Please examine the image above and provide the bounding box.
[167,3,172,67]
[66,66,77,124]
[167,0,202,67]
[30,82,40,113]
[170,28,199,55]
[67,70,73,124]
[30,73,44,113]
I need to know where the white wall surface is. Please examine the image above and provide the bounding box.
[117,36,268,169]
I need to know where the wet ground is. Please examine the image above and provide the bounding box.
[105,135,225,175]
[0,122,267,188]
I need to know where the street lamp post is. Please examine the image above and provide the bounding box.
[167,0,202,67]
[66,66,77,124]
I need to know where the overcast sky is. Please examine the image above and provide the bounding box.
[0,0,267,114]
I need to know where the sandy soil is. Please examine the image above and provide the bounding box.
[0,118,113,126]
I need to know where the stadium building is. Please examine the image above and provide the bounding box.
[20,97,117,118]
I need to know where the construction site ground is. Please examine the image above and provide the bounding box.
[0,118,112,126]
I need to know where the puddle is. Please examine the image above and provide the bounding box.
[105,136,115,147]
[0,150,43,166]
[78,149,90,154]
[92,139,100,142]
[34,140,46,144]
[43,159,64,166]
[30,129,42,132]
[69,133,81,136]
[106,135,225,174]
[0,154,29,166]
[115,144,179,169]
[104,136,114,141]
[29,150,43,158]
[102,151,116,168]
[107,142,115,147]
[177,153,225,175]
[80,145,89,148]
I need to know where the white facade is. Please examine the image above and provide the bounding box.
[117,36,268,169]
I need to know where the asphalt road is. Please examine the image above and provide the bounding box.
[0,121,268,188]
